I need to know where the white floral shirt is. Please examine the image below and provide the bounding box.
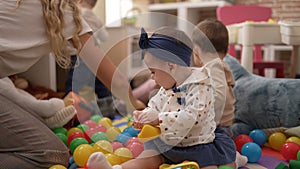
[148,67,216,147]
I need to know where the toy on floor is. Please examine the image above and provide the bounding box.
[223,55,300,138]
[159,161,199,169]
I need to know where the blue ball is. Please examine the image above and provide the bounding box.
[249,129,267,146]
[115,132,131,145]
[122,126,140,137]
[241,142,262,163]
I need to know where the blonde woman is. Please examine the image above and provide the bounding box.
[0,0,144,168]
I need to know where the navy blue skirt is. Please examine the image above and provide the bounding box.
[144,133,236,167]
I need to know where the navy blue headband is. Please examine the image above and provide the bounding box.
[139,28,192,67]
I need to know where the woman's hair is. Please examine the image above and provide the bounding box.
[17,0,83,68]
[192,18,228,54]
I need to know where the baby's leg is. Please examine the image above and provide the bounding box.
[87,150,163,169]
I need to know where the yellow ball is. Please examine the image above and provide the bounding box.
[93,140,113,154]
[98,117,112,129]
[114,147,133,163]
[73,144,95,167]
[286,136,300,146]
[268,132,287,151]
[105,153,123,165]
[49,165,67,169]
[106,127,121,142]
[67,127,83,137]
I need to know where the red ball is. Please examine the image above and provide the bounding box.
[68,131,86,146]
[280,142,300,161]
[234,134,253,153]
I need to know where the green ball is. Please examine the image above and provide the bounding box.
[55,133,68,146]
[69,137,89,154]
[218,166,234,169]
[91,132,108,143]
[53,127,68,135]
[77,124,89,132]
[90,114,103,123]
[298,150,300,161]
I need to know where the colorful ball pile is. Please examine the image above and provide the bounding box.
[52,114,143,168]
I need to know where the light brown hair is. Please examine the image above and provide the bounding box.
[192,18,228,54]
[16,0,83,68]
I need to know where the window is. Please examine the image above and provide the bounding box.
[105,0,133,27]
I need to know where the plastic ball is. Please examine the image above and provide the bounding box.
[91,132,108,143]
[49,165,67,169]
[298,150,300,161]
[68,131,86,146]
[249,129,267,146]
[218,166,234,169]
[53,127,68,135]
[55,133,68,146]
[111,141,124,151]
[126,141,144,158]
[280,142,300,161]
[286,136,300,146]
[69,137,89,154]
[125,137,142,147]
[241,142,262,163]
[114,147,133,163]
[98,117,112,129]
[93,140,113,154]
[77,124,89,132]
[105,153,123,165]
[73,144,95,167]
[83,120,98,129]
[67,127,84,137]
[116,133,132,146]
[90,114,103,123]
[234,134,253,153]
[122,126,140,137]
[269,132,287,151]
[106,127,121,142]
[84,125,107,141]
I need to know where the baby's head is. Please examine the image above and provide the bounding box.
[139,27,193,89]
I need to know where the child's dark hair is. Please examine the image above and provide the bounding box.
[192,18,228,54]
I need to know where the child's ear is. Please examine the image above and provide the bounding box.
[167,62,175,71]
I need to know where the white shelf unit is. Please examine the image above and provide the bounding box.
[148,1,230,33]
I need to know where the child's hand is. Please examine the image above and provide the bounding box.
[134,108,159,126]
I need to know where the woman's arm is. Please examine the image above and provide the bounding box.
[76,33,145,113]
